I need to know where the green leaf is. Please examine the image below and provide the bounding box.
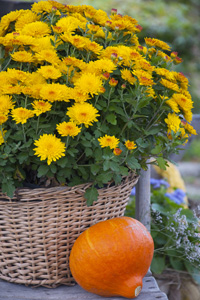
[146,127,161,135]
[103,160,110,171]
[109,161,120,172]
[17,152,29,164]
[119,166,129,176]
[56,156,68,168]
[50,164,57,174]
[154,234,168,246]
[85,148,93,157]
[84,186,99,206]
[37,165,49,177]
[106,113,117,125]
[126,156,140,169]
[136,138,149,148]
[2,181,15,198]
[156,157,167,170]
[151,255,166,274]
[151,145,162,155]
[96,172,113,184]
[91,164,100,175]
[81,139,92,147]
[169,257,185,271]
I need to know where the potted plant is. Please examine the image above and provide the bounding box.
[0,0,197,287]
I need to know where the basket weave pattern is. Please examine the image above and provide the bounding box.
[0,173,138,287]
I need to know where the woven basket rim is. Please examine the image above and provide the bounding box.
[0,172,139,203]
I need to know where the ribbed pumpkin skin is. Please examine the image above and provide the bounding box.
[69,216,154,298]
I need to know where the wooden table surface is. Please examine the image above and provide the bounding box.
[0,271,168,300]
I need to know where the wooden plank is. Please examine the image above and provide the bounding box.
[0,273,168,300]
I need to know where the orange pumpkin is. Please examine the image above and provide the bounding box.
[69,216,154,298]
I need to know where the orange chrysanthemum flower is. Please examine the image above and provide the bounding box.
[125,140,137,150]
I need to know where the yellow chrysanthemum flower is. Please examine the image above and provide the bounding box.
[121,69,136,85]
[85,41,103,55]
[133,69,155,86]
[86,8,109,26]
[31,1,53,13]
[23,72,46,86]
[63,56,86,70]
[184,111,193,123]
[0,95,14,114]
[145,37,171,51]
[125,139,137,150]
[11,50,33,63]
[37,65,62,80]
[0,33,37,48]
[34,49,61,65]
[165,99,180,113]
[134,59,155,73]
[160,78,180,93]
[15,10,39,31]
[145,87,156,98]
[57,121,81,138]
[1,85,21,95]
[184,122,197,135]
[125,140,137,150]
[84,59,116,75]
[0,114,8,125]
[67,103,99,128]
[0,10,22,35]
[21,21,51,38]
[0,129,6,146]
[165,112,181,134]
[34,134,66,165]
[40,83,71,102]
[110,14,138,32]
[71,88,90,103]
[98,135,120,149]
[74,72,103,96]
[11,107,34,124]
[174,72,189,90]
[54,16,82,33]
[61,33,88,50]
[31,100,52,116]
[6,68,28,85]
[155,68,176,82]
[171,93,193,112]
[31,36,56,52]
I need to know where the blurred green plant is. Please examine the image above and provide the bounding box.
[125,179,200,284]
[182,136,200,162]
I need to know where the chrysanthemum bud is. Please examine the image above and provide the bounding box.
[109,78,118,87]
[111,8,117,15]
[102,72,110,80]
[136,25,143,32]
[111,53,118,60]
[113,148,122,156]
[121,83,126,89]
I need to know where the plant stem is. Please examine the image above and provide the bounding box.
[22,124,26,143]
[36,115,40,135]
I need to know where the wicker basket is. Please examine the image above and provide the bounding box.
[0,172,138,287]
